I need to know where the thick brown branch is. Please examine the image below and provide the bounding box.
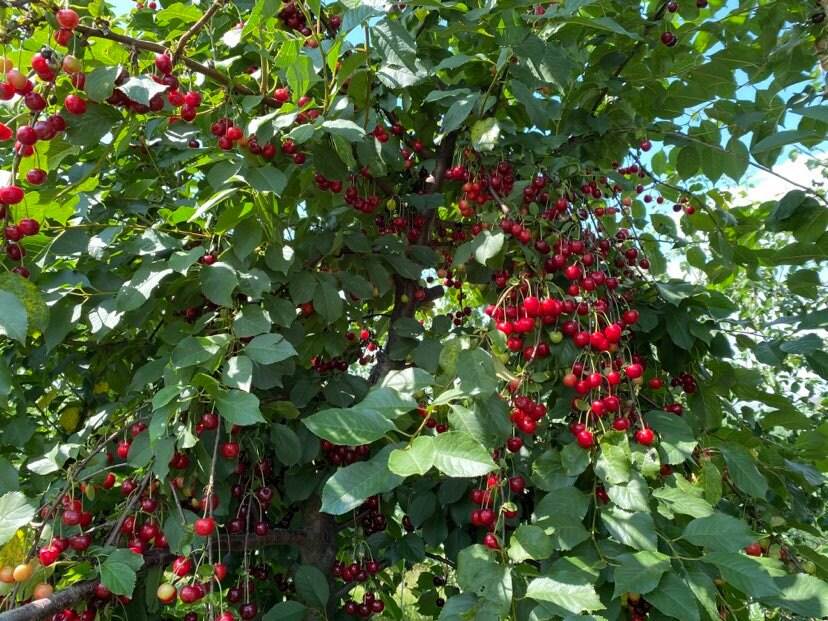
[0,581,97,621]
[0,527,309,621]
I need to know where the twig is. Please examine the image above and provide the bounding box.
[425,552,456,568]
[171,0,224,66]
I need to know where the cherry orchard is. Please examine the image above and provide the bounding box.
[0,0,827,621]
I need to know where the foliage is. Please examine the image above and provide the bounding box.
[0,0,826,620]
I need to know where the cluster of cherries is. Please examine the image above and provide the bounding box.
[445,160,517,217]
[333,556,385,617]
[467,472,528,550]
[277,1,342,40]
[417,403,449,433]
[341,592,386,618]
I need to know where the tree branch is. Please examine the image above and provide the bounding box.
[73,24,283,108]
[589,1,671,114]
[171,0,224,66]
[368,131,459,385]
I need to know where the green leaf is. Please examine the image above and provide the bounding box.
[119,76,167,106]
[676,146,700,179]
[244,166,287,195]
[321,445,403,515]
[601,507,657,551]
[704,552,781,599]
[720,445,767,498]
[172,335,230,368]
[508,524,555,562]
[215,389,266,426]
[558,15,641,39]
[0,492,36,545]
[0,291,27,343]
[752,129,819,154]
[244,333,298,365]
[84,65,120,102]
[595,436,631,485]
[457,349,498,396]
[201,262,238,307]
[100,548,145,597]
[612,551,671,598]
[388,436,436,477]
[762,574,828,618]
[470,118,500,151]
[263,601,307,621]
[321,119,366,141]
[432,432,497,477]
[682,512,755,552]
[222,355,253,391]
[270,424,302,466]
[646,411,697,464]
[457,545,512,612]
[653,478,713,518]
[607,472,650,513]
[303,407,394,445]
[526,575,604,614]
[647,573,700,621]
[786,269,821,299]
[294,564,329,608]
[442,93,480,134]
[313,279,343,324]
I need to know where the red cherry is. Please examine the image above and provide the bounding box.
[193,517,215,537]
[18,218,40,236]
[576,429,594,449]
[38,545,60,566]
[172,556,193,577]
[213,562,228,582]
[635,428,655,446]
[508,476,525,494]
[506,436,523,453]
[116,440,131,459]
[625,363,643,379]
[482,533,499,549]
[64,94,87,115]
[744,542,762,557]
[273,87,290,102]
[155,53,173,75]
[56,8,80,29]
[16,126,37,146]
[102,472,116,489]
[220,442,240,459]
[25,169,47,185]
[612,417,630,431]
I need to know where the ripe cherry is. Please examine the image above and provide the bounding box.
[18,218,40,236]
[64,94,87,115]
[213,562,228,582]
[482,533,499,549]
[273,87,290,102]
[193,517,215,537]
[508,476,525,493]
[744,542,762,557]
[576,429,594,449]
[25,169,47,185]
[116,440,131,459]
[155,53,173,75]
[38,545,60,566]
[220,441,240,459]
[172,556,192,577]
[635,428,655,446]
[56,8,80,29]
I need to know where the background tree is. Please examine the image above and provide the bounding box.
[0,0,826,620]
